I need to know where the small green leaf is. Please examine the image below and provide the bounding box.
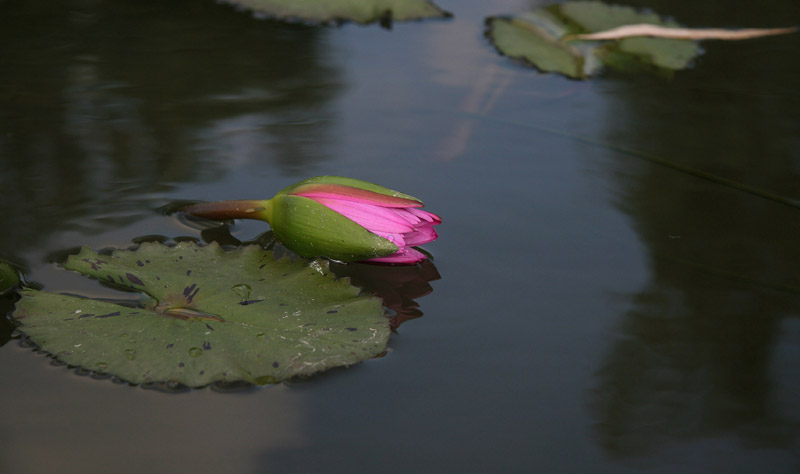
[486,1,702,79]
[12,242,390,386]
[559,1,662,31]
[221,0,452,26]
[486,13,601,79]
[0,261,20,296]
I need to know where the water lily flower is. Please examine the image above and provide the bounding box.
[184,176,441,264]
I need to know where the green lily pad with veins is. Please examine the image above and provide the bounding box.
[221,0,452,26]
[486,1,701,79]
[12,242,390,386]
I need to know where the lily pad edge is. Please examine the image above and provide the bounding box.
[10,241,391,390]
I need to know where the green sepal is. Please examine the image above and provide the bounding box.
[276,176,422,204]
[270,195,398,262]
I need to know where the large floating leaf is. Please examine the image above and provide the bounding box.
[486,1,703,79]
[221,0,452,26]
[12,242,390,386]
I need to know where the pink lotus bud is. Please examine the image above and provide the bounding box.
[184,176,441,264]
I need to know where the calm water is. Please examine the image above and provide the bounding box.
[2,0,799,472]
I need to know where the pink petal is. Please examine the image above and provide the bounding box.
[365,247,428,264]
[293,183,422,208]
[391,208,426,226]
[312,198,415,233]
[403,226,438,246]
[407,207,441,224]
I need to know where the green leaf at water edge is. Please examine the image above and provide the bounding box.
[12,242,390,386]
[486,13,602,79]
[485,1,701,79]
[0,261,20,296]
[221,0,452,26]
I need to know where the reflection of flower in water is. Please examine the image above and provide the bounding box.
[331,259,441,331]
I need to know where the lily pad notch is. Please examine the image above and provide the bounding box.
[12,242,392,387]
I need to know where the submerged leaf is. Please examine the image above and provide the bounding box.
[221,0,452,26]
[485,1,793,78]
[12,242,390,386]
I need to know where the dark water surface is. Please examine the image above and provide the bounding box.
[2,0,799,472]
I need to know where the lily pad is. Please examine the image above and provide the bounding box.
[221,0,452,26]
[486,1,701,79]
[12,242,390,386]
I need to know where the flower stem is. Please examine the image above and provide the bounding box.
[183,200,272,223]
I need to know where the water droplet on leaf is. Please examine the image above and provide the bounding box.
[231,284,251,301]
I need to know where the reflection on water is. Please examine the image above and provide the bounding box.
[0,0,342,258]
[591,2,800,455]
[1,0,798,470]
[593,278,800,455]
[331,259,441,330]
